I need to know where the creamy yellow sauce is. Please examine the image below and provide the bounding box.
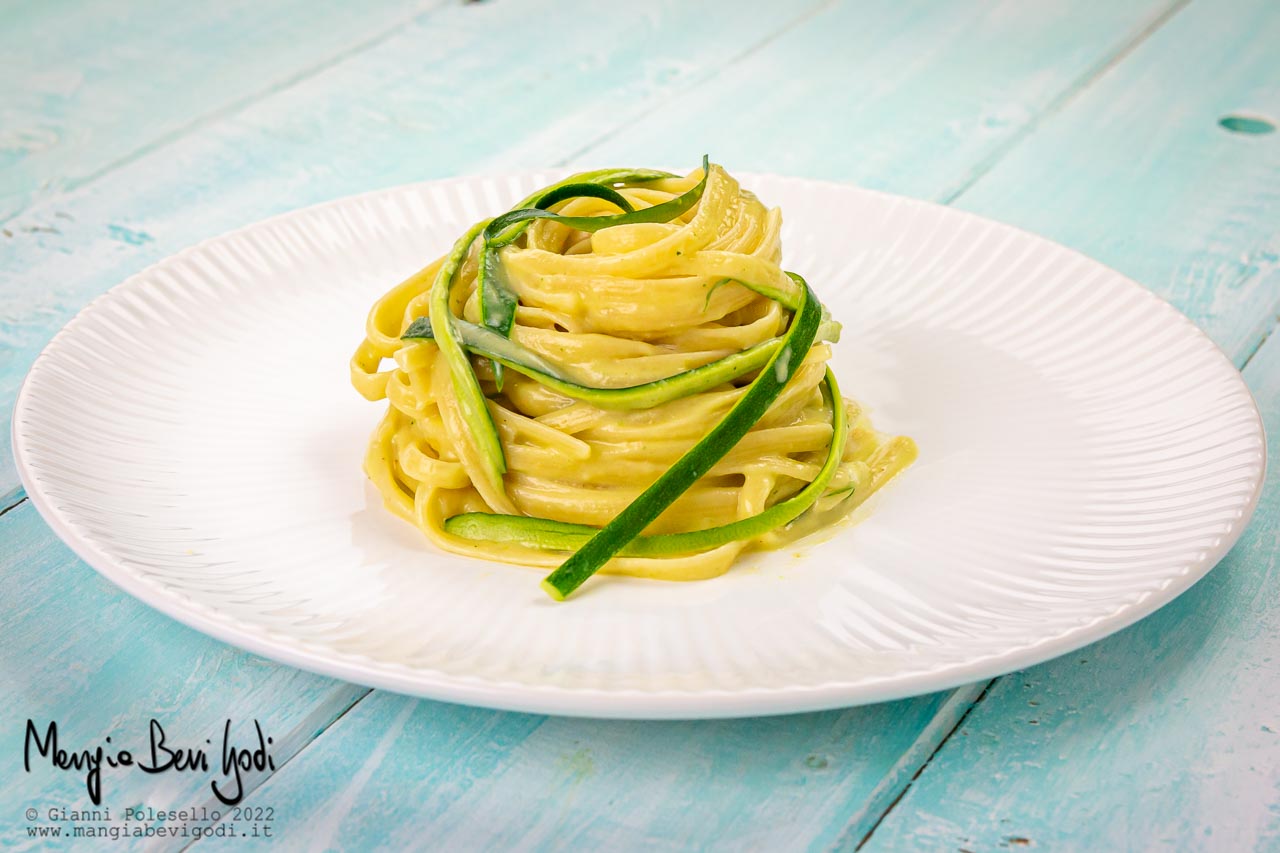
[350,164,914,580]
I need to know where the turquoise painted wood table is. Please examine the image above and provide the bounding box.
[3,1,1277,849]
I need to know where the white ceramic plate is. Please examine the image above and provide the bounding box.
[13,173,1266,718]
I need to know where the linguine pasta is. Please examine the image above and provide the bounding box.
[351,160,915,599]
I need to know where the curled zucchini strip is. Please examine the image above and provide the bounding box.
[539,273,824,600]
[477,162,703,389]
[429,160,712,496]
[446,367,847,556]
[404,316,787,411]
[355,158,915,602]
[429,219,507,496]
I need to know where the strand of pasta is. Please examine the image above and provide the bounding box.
[350,160,915,598]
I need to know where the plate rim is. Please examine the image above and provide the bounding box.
[11,170,1268,719]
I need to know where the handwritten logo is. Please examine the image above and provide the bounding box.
[23,719,276,806]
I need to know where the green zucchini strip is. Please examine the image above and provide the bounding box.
[486,155,710,239]
[540,273,824,600]
[534,182,636,215]
[429,219,507,493]
[404,316,785,410]
[750,270,804,312]
[509,167,675,214]
[413,171,677,494]
[445,367,847,555]
[479,183,638,390]
[704,272,805,313]
[479,173,673,390]
[476,246,517,391]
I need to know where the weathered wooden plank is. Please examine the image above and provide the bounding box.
[194,688,976,851]
[0,0,828,497]
[950,0,1280,364]
[863,333,1280,853]
[571,0,1186,199]
[147,0,1226,845]
[0,0,450,223]
[1,2,843,845]
[859,0,1280,846]
[6,0,1266,847]
[0,499,370,850]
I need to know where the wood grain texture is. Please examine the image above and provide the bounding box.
[0,5,882,846]
[1,5,835,845]
[860,0,1280,847]
[0,500,369,849]
[169,0,1276,846]
[0,0,827,497]
[197,688,968,851]
[571,0,1184,197]
[1,0,1275,848]
[951,0,1280,364]
[0,0,449,223]
[863,333,1280,852]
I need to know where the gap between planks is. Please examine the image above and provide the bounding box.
[840,7,1225,841]
[49,4,848,841]
[4,0,1218,843]
[846,680,995,851]
[0,5,849,841]
[938,0,1193,204]
[0,0,453,229]
[173,688,373,853]
[554,0,838,166]
[0,492,26,517]
[1240,311,1280,371]
[846,5,1233,845]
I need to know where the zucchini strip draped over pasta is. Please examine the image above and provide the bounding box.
[351,159,916,599]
